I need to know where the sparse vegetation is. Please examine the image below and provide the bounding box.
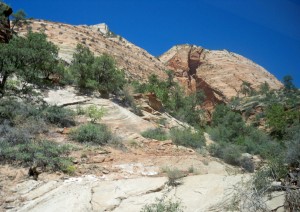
[0,139,73,172]
[0,98,75,172]
[162,167,185,186]
[42,105,75,127]
[132,73,205,127]
[69,123,112,145]
[170,127,205,149]
[85,105,105,123]
[141,198,184,212]
[121,84,143,116]
[141,128,168,141]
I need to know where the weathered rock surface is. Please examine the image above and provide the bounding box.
[16,21,282,108]
[7,174,247,212]
[16,20,167,82]
[160,44,283,104]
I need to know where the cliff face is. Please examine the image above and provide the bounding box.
[0,2,12,43]
[16,21,282,107]
[160,45,283,105]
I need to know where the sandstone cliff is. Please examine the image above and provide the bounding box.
[160,44,283,104]
[16,21,282,107]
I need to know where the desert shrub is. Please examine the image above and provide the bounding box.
[0,139,72,172]
[240,157,254,173]
[208,103,279,161]
[0,99,39,124]
[0,123,31,145]
[141,128,168,141]
[121,85,143,116]
[85,105,105,123]
[163,167,185,187]
[170,127,205,149]
[70,123,112,145]
[60,66,76,85]
[222,144,243,166]
[285,129,300,167]
[208,142,250,168]
[76,105,85,115]
[141,198,184,212]
[107,135,126,151]
[132,74,205,127]
[42,105,75,127]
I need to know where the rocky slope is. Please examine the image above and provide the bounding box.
[16,19,167,81]
[159,44,283,106]
[0,86,249,212]
[15,20,282,107]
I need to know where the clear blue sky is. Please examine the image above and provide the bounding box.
[4,0,300,87]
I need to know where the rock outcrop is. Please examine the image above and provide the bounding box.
[0,2,12,43]
[16,20,167,82]
[16,21,282,107]
[160,44,283,104]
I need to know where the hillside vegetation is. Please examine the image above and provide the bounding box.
[1,2,300,211]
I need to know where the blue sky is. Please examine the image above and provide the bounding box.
[5,0,300,87]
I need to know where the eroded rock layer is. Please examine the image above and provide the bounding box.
[160,44,283,104]
[16,21,282,106]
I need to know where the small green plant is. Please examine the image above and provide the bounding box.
[170,127,205,149]
[140,198,184,212]
[107,135,126,151]
[76,105,85,115]
[85,105,105,123]
[141,128,168,141]
[128,140,140,148]
[69,123,112,145]
[164,167,185,186]
[42,105,75,127]
[157,118,167,126]
[65,165,76,175]
[188,165,195,173]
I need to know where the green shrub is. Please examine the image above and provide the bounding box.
[141,128,168,141]
[285,129,300,167]
[164,167,185,186]
[76,105,85,115]
[222,144,242,166]
[132,74,205,127]
[141,198,184,212]
[170,128,205,149]
[42,105,75,127]
[85,105,105,123]
[107,135,126,151]
[70,123,112,145]
[240,157,254,173]
[0,139,72,172]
